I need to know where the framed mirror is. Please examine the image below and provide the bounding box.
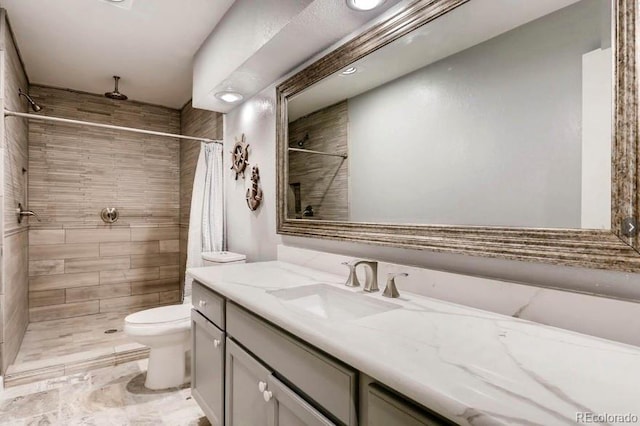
[276,0,640,272]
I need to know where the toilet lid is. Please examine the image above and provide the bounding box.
[202,251,246,263]
[125,304,191,325]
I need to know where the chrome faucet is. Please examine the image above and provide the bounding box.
[383,272,408,298]
[342,260,379,292]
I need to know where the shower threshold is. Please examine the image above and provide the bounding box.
[4,311,149,388]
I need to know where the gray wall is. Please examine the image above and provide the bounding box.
[222,0,640,344]
[349,0,605,228]
[0,9,29,372]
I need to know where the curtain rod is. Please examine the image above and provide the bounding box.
[288,147,347,159]
[3,109,223,144]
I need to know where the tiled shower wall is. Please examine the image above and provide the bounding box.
[179,102,223,286]
[27,86,182,322]
[288,100,348,220]
[0,10,30,371]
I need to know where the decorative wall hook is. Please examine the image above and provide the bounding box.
[230,133,249,180]
[246,165,263,211]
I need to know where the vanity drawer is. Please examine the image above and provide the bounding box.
[226,302,357,425]
[192,281,225,329]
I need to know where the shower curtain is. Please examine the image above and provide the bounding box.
[184,142,224,300]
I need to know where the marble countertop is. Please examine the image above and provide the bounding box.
[188,261,640,425]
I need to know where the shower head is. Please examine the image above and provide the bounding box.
[18,88,43,112]
[104,76,128,101]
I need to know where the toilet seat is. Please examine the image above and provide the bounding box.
[124,304,191,336]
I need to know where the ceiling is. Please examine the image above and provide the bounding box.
[288,0,585,121]
[192,0,403,113]
[0,0,236,108]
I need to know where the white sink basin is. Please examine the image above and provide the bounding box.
[268,284,401,321]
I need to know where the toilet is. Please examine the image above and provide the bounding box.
[124,251,246,390]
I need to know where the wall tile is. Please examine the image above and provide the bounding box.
[29,272,99,291]
[130,226,179,242]
[29,260,65,277]
[131,279,179,295]
[65,229,131,244]
[99,241,159,257]
[159,265,180,279]
[29,290,65,308]
[130,253,179,269]
[29,243,99,260]
[30,301,100,322]
[65,284,131,303]
[29,230,65,245]
[159,240,179,253]
[99,267,159,285]
[99,294,159,313]
[64,257,130,274]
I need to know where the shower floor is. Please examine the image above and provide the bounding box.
[4,311,149,388]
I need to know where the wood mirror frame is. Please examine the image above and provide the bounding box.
[276,0,640,272]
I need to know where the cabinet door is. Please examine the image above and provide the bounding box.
[225,338,271,426]
[266,375,335,426]
[367,385,448,426]
[192,309,225,426]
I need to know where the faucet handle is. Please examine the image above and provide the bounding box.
[342,261,361,288]
[383,272,408,298]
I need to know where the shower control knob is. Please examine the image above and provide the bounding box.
[263,390,273,402]
[213,339,221,348]
[199,300,207,308]
[258,381,267,392]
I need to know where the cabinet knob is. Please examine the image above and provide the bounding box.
[213,339,221,348]
[258,381,267,392]
[199,300,207,308]
[263,390,273,402]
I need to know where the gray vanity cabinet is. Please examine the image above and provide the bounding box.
[191,309,225,425]
[266,375,334,426]
[366,385,447,426]
[225,338,271,426]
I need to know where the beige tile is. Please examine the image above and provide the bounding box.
[99,294,159,313]
[30,301,100,322]
[64,256,130,274]
[29,290,65,308]
[99,241,159,257]
[29,243,99,260]
[29,260,64,277]
[29,272,99,291]
[3,365,65,388]
[130,253,179,269]
[65,228,131,243]
[115,348,149,365]
[65,283,131,303]
[159,265,180,279]
[131,279,179,295]
[29,230,65,245]
[131,226,179,242]
[159,240,179,253]
[64,354,115,375]
[99,267,159,285]
[159,290,181,304]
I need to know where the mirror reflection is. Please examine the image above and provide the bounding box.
[287,0,612,229]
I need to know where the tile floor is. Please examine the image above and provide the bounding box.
[0,360,209,426]
[6,312,149,387]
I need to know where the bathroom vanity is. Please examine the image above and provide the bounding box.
[188,262,640,426]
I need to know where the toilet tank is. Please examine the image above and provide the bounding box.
[201,251,246,266]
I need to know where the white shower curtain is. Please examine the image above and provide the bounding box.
[184,142,224,300]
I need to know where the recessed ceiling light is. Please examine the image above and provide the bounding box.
[342,67,357,75]
[346,0,386,11]
[215,90,244,103]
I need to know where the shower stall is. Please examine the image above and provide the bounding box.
[0,12,224,386]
